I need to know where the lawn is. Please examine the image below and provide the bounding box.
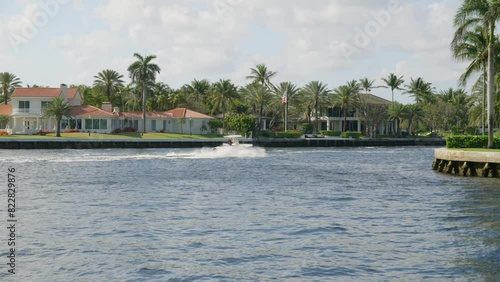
[0,132,223,140]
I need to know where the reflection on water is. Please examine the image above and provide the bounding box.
[0,147,498,281]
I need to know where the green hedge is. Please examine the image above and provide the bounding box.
[446,135,500,149]
[320,130,341,136]
[275,131,302,138]
[260,130,275,138]
[301,123,313,134]
[341,132,362,138]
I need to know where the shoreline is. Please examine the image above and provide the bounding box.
[0,137,445,149]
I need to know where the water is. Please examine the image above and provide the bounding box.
[0,146,499,281]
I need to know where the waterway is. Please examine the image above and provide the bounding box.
[0,147,499,281]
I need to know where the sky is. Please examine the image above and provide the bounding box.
[0,0,469,104]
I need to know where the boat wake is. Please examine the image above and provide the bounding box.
[167,145,267,159]
[0,146,267,163]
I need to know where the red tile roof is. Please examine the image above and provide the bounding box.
[165,108,214,119]
[0,104,12,115]
[12,88,61,98]
[11,87,79,99]
[120,112,173,118]
[71,106,115,117]
[67,88,79,99]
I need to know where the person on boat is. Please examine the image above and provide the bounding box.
[226,139,233,146]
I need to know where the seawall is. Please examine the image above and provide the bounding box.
[0,138,445,149]
[433,148,500,178]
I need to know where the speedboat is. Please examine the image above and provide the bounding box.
[222,135,253,148]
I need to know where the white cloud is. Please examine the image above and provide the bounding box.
[1,0,469,95]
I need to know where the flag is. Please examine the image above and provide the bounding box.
[282,95,287,104]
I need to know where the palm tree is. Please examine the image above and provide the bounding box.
[0,115,10,129]
[127,53,161,133]
[93,69,124,104]
[388,102,406,135]
[0,72,22,105]
[42,97,72,137]
[453,0,500,148]
[381,73,405,103]
[333,84,360,132]
[178,117,186,134]
[359,78,376,94]
[404,77,435,104]
[403,103,424,135]
[246,63,277,88]
[184,79,211,111]
[211,79,239,133]
[273,82,300,131]
[241,82,273,132]
[302,81,330,132]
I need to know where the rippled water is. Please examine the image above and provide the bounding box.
[0,146,499,281]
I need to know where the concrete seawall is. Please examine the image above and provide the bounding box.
[433,148,500,178]
[0,138,445,149]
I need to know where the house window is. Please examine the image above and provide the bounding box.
[41,101,52,110]
[19,101,30,113]
[100,119,107,130]
[151,120,156,131]
[163,120,167,131]
[61,120,69,129]
[85,119,92,130]
[70,119,81,129]
[85,119,108,130]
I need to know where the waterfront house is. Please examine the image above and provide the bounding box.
[6,84,214,134]
[315,93,396,135]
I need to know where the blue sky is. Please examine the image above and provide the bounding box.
[0,0,468,104]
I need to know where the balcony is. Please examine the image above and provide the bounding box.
[12,108,43,115]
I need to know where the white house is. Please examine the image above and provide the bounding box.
[2,84,215,135]
[315,93,395,134]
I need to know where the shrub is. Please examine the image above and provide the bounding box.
[225,114,256,136]
[208,119,223,131]
[0,131,9,136]
[320,130,341,136]
[301,123,313,134]
[274,131,302,138]
[341,131,362,138]
[63,129,80,133]
[446,135,500,149]
[32,130,54,136]
[123,127,136,132]
[260,130,275,138]
[112,128,123,134]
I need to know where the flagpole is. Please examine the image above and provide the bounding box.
[285,100,288,132]
[283,94,288,132]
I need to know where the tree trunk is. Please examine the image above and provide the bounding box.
[260,101,264,132]
[142,82,147,134]
[343,108,348,132]
[222,102,226,135]
[56,119,61,137]
[315,101,319,132]
[483,62,486,135]
[487,37,495,149]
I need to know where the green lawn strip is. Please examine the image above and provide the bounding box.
[1,133,223,140]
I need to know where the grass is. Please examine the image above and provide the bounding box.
[0,132,223,140]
